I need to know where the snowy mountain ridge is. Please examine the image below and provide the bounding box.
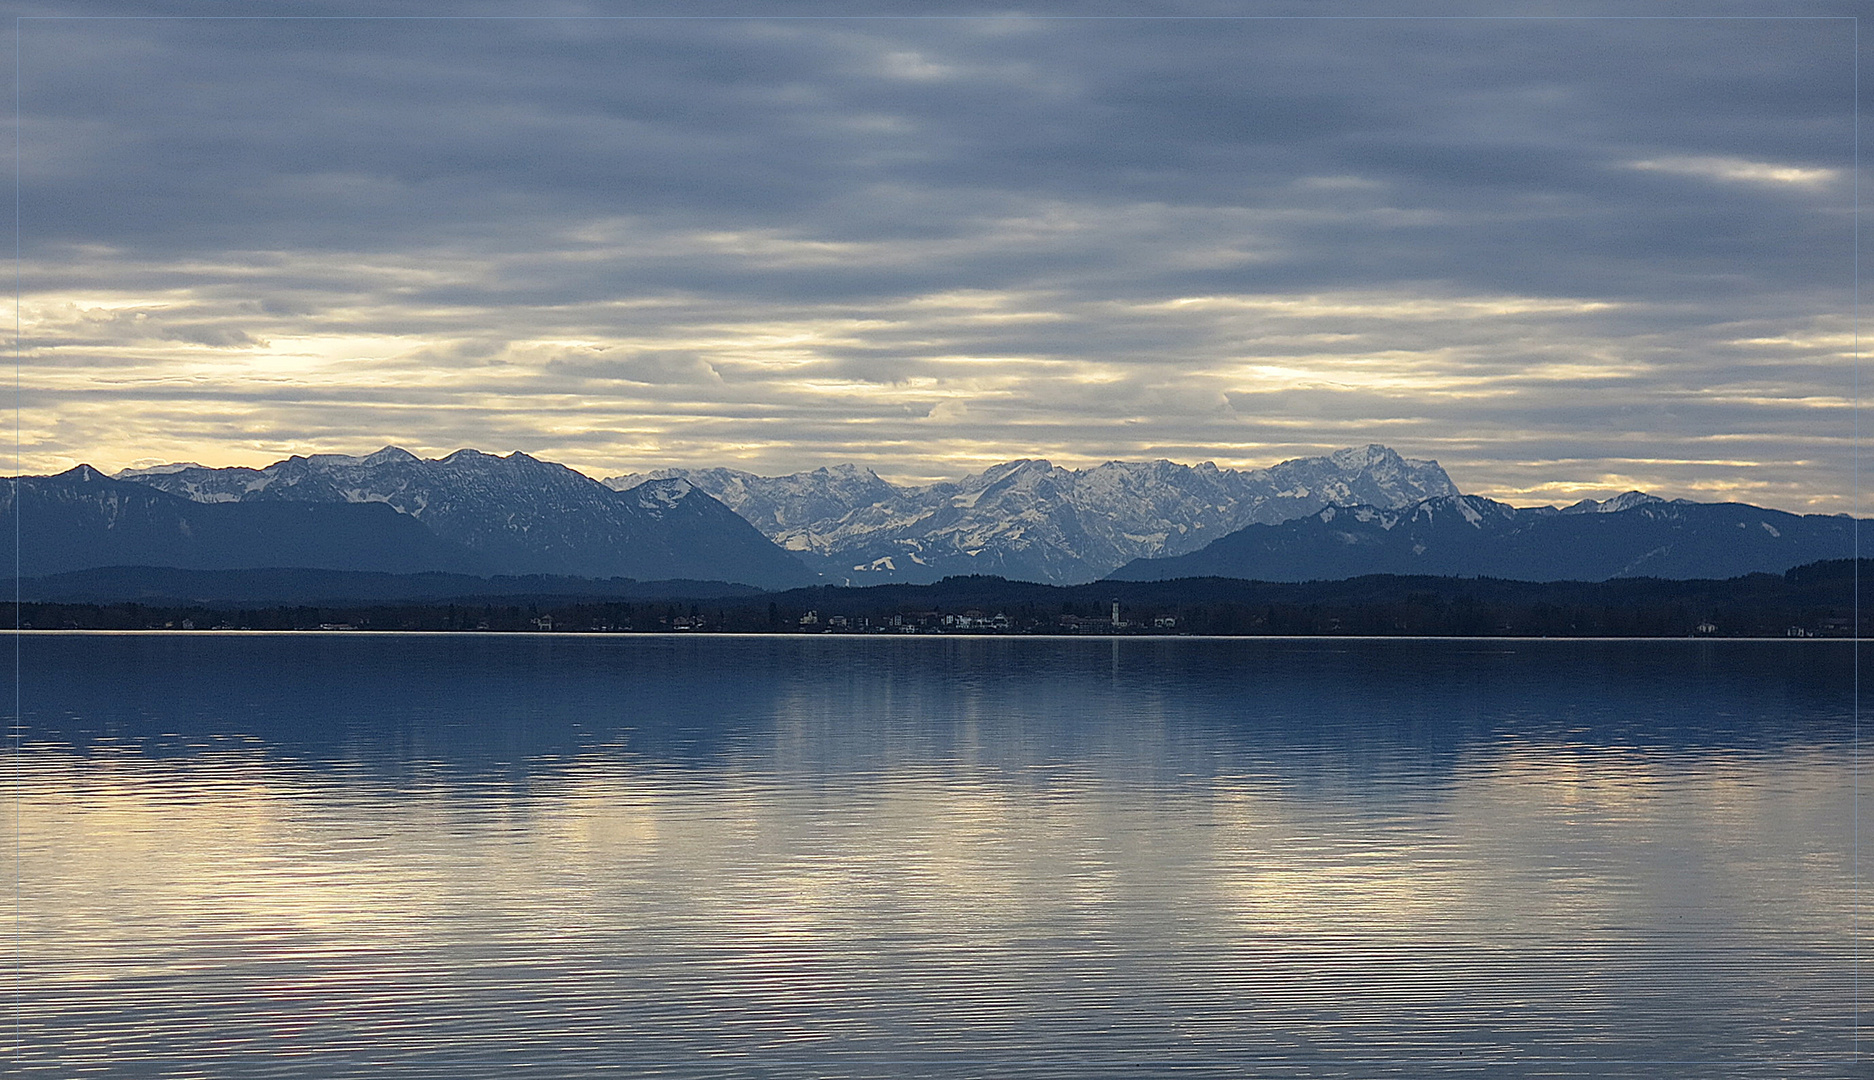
[605,444,1458,584]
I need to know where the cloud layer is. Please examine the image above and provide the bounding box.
[18,11,1859,510]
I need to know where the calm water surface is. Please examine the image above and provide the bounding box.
[12,634,1866,1077]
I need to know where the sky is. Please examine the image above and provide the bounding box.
[13,3,1862,510]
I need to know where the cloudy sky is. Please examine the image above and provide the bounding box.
[15,4,1860,510]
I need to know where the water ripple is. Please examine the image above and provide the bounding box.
[10,634,1862,1077]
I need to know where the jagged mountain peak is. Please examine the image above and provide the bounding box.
[436,447,544,466]
[969,458,1059,485]
[809,463,883,480]
[976,457,1065,485]
[1562,491,1664,514]
[1405,493,1520,527]
[363,446,419,465]
[115,461,207,478]
[1310,494,1514,532]
[630,477,696,509]
[294,449,386,467]
[1326,443,1405,470]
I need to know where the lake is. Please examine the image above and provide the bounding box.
[12,633,1864,1077]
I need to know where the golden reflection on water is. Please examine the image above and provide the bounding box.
[22,737,1854,965]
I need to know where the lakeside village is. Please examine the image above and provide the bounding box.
[23,560,1866,638]
[322,605,1841,637]
[790,600,1175,635]
[27,596,1859,638]
[246,601,1175,635]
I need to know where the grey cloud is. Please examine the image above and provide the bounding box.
[546,351,724,385]
[399,340,512,368]
[17,11,1858,510]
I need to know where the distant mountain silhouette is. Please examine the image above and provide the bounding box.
[1107,493,1863,582]
[3,466,490,576]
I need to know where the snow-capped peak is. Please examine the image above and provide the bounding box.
[115,461,208,478]
[1562,491,1665,514]
[363,446,419,466]
[632,477,695,510]
[611,445,1459,584]
[1326,444,1400,471]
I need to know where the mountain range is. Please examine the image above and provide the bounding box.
[604,444,1458,584]
[1107,492,1863,583]
[6,464,489,578]
[19,449,817,588]
[3,443,1857,593]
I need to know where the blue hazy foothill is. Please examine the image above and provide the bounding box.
[1107,493,1865,583]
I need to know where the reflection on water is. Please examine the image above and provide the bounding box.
[13,634,1864,1077]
